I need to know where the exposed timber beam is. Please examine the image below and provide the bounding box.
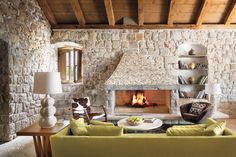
[196,0,211,27]
[37,0,57,25]
[168,0,177,26]
[104,0,115,26]
[69,0,86,25]
[224,0,236,25]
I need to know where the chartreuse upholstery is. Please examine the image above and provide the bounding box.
[50,119,236,157]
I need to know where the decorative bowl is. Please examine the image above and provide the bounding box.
[127,117,144,126]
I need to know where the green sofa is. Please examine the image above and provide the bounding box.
[50,126,236,157]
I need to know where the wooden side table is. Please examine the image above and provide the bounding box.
[17,121,69,157]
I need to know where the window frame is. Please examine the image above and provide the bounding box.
[58,47,83,84]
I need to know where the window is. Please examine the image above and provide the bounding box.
[58,47,82,84]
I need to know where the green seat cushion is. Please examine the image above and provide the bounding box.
[166,125,205,136]
[86,125,123,136]
[70,118,88,136]
[90,120,114,126]
[203,121,226,136]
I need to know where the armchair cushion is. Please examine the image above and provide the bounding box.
[189,102,206,115]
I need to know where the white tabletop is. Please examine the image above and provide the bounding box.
[117,118,163,131]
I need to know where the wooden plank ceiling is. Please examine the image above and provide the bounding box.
[37,0,236,29]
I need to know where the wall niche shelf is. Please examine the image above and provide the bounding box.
[177,43,208,101]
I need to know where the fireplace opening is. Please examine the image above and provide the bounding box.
[126,90,158,108]
[115,90,171,114]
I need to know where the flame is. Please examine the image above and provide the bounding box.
[132,91,149,106]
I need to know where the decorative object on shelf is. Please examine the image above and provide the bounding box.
[33,72,62,128]
[205,83,221,113]
[188,48,196,55]
[188,76,195,84]
[188,62,196,69]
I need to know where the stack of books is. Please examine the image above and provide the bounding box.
[195,90,206,99]
[196,75,208,84]
[178,60,188,69]
[178,76,188,84]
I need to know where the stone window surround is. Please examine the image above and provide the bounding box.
[52,41,84,85]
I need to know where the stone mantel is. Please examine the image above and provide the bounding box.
[105,84,178,90]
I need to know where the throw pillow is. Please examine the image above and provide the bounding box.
[189,102,206,115]
[86,125,123,136]
[203,121,226,136]
[166,126,205,136]
[70,118,88,136]
[172,124,207,128]
[204,118,217,126]
[166,126,204,136]
[90,120,114,126]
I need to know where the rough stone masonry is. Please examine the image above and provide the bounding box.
[51,29,236,121]
[0,0,236,142]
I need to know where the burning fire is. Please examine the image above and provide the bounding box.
[132,91,149,106]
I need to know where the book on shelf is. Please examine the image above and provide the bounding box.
[179,90,185,98]
[144,118,159,123]
[178,75,188,84]
[196,75,207,85]
[195,90,206,99]
[178,60,188,69]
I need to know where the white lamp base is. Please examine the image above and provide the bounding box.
[39,94,57,128]
[209,95,219,113]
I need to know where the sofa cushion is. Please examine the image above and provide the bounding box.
[189,102,206,115]
[166,127,204,136]
[70,118,88,136]
[90,120,114,126]
[86,125,123,136]
[203,121,226,136]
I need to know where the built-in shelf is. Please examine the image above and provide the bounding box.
[177,43,208,100]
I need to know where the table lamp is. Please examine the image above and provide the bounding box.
[205,83,221,113]
[33,72,62,128]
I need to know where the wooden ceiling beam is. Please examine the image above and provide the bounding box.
[138,0,144,26]
[37,0,57,25]
[196,0,211,27]
[104,0,115,26]
[53,24,198,30]
[69,0,86,25]
[168,0,177,26]
[224,0,236,25]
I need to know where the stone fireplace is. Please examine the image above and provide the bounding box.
[105,53,179,118]
[115,90,171,114]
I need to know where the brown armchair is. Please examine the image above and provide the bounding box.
[180,102,213,123]
[71,97,107,124]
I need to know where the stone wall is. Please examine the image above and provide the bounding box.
[51,29,236,119]
[0,0,55,141]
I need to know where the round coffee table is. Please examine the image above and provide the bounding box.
[117,118,163,131]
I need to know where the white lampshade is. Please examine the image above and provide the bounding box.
[205,83,221,95]
[33,72,62,94]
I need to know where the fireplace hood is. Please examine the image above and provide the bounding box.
[105,53,177,90]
